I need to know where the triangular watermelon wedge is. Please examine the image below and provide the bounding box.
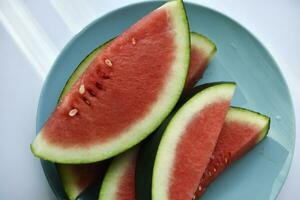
[31,0,190,164]
[194,107,270,199]
[57,31,217,200]
[135,83,236,200]
[152,83,235,200]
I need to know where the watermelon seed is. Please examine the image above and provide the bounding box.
[192,194,196,200]
[87,89,96,97]
[95,82,103,90]
[132,37,136,45]
[79,84,85,94]
[224,157,228,163]
[102,73,111,79]
[208,172,212,176]
[69,108,78,117]
[198,186,202,191]
[81,97,91,106]
[105,59,112,67]
[213,168,216,173]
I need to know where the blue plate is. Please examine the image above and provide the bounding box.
[36,1,295,200]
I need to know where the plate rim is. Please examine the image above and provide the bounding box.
[36,1,296,199]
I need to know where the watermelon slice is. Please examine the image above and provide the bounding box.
[31,0,190,164]
[153,83,235,200]
[194,107,270,199]
[98,147,139,200]
[135,83,235,200]
[56,31,216,200]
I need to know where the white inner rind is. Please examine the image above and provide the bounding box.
[99,148,138,200]
[152,83,236,200]
[226,108,270,142]
[31,0,190,163]
[191,33,216,59]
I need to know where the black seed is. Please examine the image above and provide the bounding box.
[81,96,91,106]
[95,82,103,90]
[102,73,111,79]
[87,89,96,97]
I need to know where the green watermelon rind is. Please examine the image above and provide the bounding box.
[31,0,190,164]
[98,147,139,200]
[152,82,236,200]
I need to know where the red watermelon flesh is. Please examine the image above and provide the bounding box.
[116,152,137,200]
[31,0,191,164]
[44,9,174,147]
[194,107,270,198]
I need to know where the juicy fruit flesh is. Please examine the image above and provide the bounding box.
[169,101,230,200]
[194,120,261,198]
[116,155,137,200]
[43,8,174,147]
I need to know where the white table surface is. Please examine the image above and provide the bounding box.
[0,0,299,199]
